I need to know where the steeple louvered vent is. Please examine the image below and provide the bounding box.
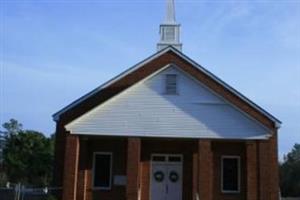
[157,0,182,51]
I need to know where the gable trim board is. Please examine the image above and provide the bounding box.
[53,47,281,132]
[52,47,173,122]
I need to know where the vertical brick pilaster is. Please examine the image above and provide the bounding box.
[246,141,258,200]
[85,148,93,200]
[192,152,199,200]
[62,135,80,200]
[198,140,213,200]
[77,138,88,200]
[140,160,150,200]
[85,162,93,200]
[269,133,279,200]
[126,138,141,200]
[258,139,271,200]
[258,133,279,200]
[53,124,66,187]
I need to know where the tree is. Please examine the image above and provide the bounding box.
[280,143,300,197]
[2,119,23,137]
[1,119,54,186]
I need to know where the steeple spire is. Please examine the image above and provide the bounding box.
[157,0,182,51]
[165,0,176,24]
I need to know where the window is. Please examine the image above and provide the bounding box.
[165,74,177,94]
[221,156,240,193]
[168,156,182,162]
[93,152,112,189]
[151,154,182,162]
[152,155,166,162]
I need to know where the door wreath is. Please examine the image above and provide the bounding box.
[169,171,179,182]
[154,171,164,182]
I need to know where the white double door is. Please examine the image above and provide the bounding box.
[150,155,182,200]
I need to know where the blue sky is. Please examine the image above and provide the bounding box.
[1,0,299,159]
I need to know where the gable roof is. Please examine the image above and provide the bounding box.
[53,46,281,129]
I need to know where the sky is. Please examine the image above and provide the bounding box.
[1,0,299,159]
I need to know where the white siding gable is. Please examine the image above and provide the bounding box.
[66,65,270,139]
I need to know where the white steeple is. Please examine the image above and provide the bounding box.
[165,0,176,24]
[157,0,182,51]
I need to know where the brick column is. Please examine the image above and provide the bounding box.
[246,141,258,200]
[62,135,80,200]
[198,140,213,200]
[269,133,279,200]
[192,152,199,200]
[258,139,270,200]
[53,123,66,200]
[258,133,280,200]
[77,138,88,200]
[126,138,141,200]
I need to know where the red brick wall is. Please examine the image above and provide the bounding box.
[77,139,88,200]
[269,133,279,200]
[57,136,128,200]
[89,138,127,200]
[53,123,66,189]
[56,135,279,200]
[258,133,279,200]
[192,151,198,200]
[62,135,80,200]
[126,138,141,200]
[212,141,247,200]
[198,140,213,200]
[246,141,258,200]
[71,137,128,200]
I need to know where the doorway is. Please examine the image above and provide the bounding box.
[150,154,183,200]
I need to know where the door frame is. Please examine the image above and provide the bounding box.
[150,154,183,200]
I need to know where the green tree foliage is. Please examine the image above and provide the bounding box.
[280,143,300,197]
[2,119,54,186]
[2,118,23,136]
[0,172,8,186]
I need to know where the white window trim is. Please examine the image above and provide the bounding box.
[151,154,183,164]
[92,152,113,190]
[221,155,241,194]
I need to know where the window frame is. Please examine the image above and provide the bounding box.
[221,155,241,194]
[151,154,183,163]
[165,74,178,95]
[92,152,113,190]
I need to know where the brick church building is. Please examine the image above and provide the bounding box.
[53,0,281,199]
